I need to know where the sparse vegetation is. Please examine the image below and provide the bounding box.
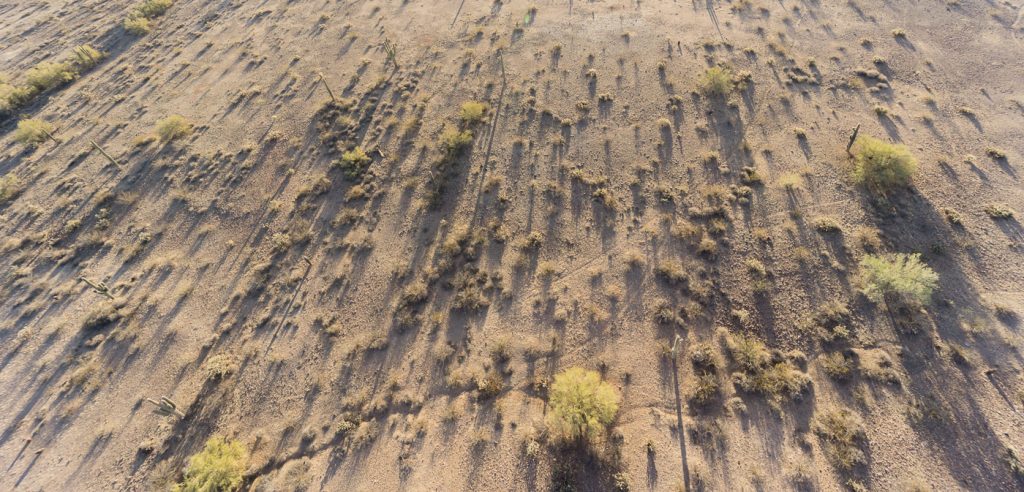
[2,4,1021,490]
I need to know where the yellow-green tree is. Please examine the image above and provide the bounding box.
[548,367,620,441]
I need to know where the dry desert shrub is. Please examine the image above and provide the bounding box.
[156,115,194,142]
[698,66,735,97]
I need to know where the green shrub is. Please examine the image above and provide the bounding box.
[0,175,25,204]
[135,0,174,18]
[156,115,193,142]
[698,66,734,97]
[440,127,473,157]
[858,253,938,305]
[0,81,36,113]
[852,136,917,192]
[984,203,1015,219]
[24,61,76,92]
[459,101,488,125]
[173,436,248,492]
[14,118,54,146]
[124,15,151,35]
[548,367,620,441]
[337,147,372,180]
[72,45,104,70]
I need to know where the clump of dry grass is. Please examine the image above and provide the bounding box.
[698,65,735,97]
[819,352,855,380]
[156,115,193,142]
[0,175,24,204]
[983,203,1015,219]
[722,329,810,408]
[813,407,867,471]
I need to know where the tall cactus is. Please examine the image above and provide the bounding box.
[145,396,185,418]
[79,276,114,299]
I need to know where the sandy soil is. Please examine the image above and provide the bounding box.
[1,0,1024,490]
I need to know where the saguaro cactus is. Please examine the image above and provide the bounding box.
[145,396,185,418]
[79,276,114,299]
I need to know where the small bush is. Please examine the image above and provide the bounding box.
[0,175,24,204]
[476,371,504,399]
[25,61,77,92]
[440,127,473,157]
[724,332,771,372]
[813,408,866,471]
[156,115,193,142]
[124,15,151,35]
[135,0,174,18]
[724,331,810,407]
[459,101,488,125]
[858,253,938,305]
[984,203,1015,219]
[852,136,917,192]
[820,352,854,380]
[14,118,54,146]
[698,66,735,97]
[689,373,720,406]
[0,82,36,113]
[733,360,810,405]
[548,367,620,441]
[337,147,372,180]
[655,259,690,286]
[814,216,842,233]
[72,45,104,70]
[173,436,248,492]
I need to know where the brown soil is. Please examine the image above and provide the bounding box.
[2,0,1024,490]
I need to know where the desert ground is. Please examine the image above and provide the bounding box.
[2,0,1024,490]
